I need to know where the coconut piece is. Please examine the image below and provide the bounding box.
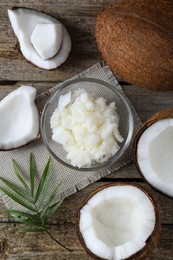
[58,91,71,111]
[77,183,160,260]
[0,86,39,150]
[134,108,173,198]
[8,8,71,70]
[31,23,63,60]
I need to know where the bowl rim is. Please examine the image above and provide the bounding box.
[40,78,134,171]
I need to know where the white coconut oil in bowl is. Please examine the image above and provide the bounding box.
[41,78,134,171]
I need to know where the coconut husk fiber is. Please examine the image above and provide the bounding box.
[96,0,173,91]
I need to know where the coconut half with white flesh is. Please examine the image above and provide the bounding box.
[8,8,71,69]
[77,183,160,260]
[0,86,39,150]
[134,108,173,198]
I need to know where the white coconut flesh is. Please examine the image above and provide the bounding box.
[137,119,173,197]
[0,86,39,150]
[79,185,155,260]
[8,8,71,69]
[31,23,63,60]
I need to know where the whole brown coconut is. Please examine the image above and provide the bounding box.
[96,0,173,91]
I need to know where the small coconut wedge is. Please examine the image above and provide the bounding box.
[77,183,160,260]
[31,23,63,61]
[134,108,173,198]
[8,8,71,70]
[0,86,39,150]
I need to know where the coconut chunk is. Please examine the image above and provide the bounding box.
[78,184,158,260]
[79,206,93,232]
[31,23,63,60]
[8,8,71,70]
[58,91,71,111]
[88,237,112,259]
[137,119,173,197]
[0,86,39,150]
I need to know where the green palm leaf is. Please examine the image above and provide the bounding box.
[0,186,37,212]
[34,158,51,204]
[0,154,71,251]
[30,153,36,197]
[0,177,33,203]
[11,215,42,226]
[6,210,35,219]
[44,197,64,222]
[40,181,62,218]
[37,162,53,211]
[12,159,30,194]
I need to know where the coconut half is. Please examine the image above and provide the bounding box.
[134,108,173,198]
[8,8,71,69]
[0,86,39,150]
[77,183,160,260]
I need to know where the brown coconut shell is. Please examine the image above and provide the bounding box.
[95,0,173,91]
[76,183,160,260]
[134,108,173,197]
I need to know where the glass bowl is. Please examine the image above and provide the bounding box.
[40,78,134,171]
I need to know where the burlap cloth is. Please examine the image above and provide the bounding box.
[0,63,142,211]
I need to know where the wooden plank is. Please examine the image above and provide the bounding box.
[0,0,116,10]
[123,86,173,121]
[106,162,141,179]
[0,83,173,121]
[0,56,101,82]
[0,181,172,225]
[0,224,172,260]
[0,82,55,98]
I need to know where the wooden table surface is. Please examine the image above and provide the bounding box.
[0,1,172,259]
